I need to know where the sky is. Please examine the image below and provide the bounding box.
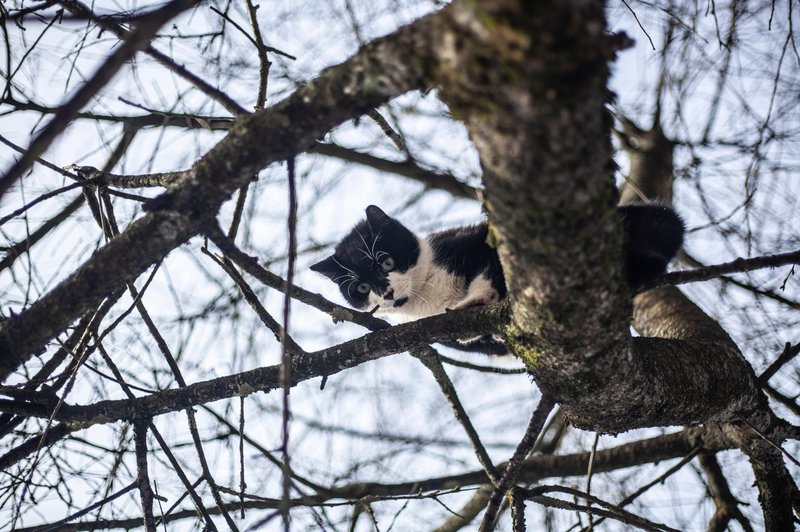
[0,1,798,530]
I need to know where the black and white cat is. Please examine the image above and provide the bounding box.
[311,205,683,350]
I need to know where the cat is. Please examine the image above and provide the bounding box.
[311,204,684,353]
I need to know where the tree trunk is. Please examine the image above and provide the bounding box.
[433,1,770,434]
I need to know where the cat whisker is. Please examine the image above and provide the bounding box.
[356,247,373,261]
[333,273,356,283]
[343,279,357,298]
[332,257,358,276]
[369,229,384,260]
[355,231,375,261]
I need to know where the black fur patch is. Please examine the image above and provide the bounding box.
[429,224,507,299]
[618,204,684,289]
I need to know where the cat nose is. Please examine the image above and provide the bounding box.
[384,289,394,300]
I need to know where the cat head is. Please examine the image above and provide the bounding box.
[311,205,420,312]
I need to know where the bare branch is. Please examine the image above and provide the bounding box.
[133,420,157,532]
[414,347,502,485]
[698,452,754,532]
[0,0,203,198]
[478,394,556,531]
[311,142,479,200]
[0,304,506,426]
[643,249,800,292]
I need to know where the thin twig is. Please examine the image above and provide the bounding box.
[0,195,84,272]
[585,432,600,530]
[621,0,655,50]
[134,420,157,532]
[280,157,299,531]
[244,0,271,109]
[479,394,556,531]
[34,481,137,531]
[227,184,250,239]
[641,249,800,292]
[437,353,526,374]
[239,397,247,519]
[311,142,478,200]
[413,346,502,485]
[202,247,305,354]
[759,342,800,385]
[0,132,79,179]
[0,0,202,198]
[524,485,680,532]
[62,0,248,115]
[368,109,406,152]
[208,4,295,59]
[580,447,700,531]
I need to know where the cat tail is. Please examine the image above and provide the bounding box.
[618,204,685,289]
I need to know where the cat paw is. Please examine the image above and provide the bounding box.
[450,297,489,311]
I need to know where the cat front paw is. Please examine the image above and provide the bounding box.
[450,296,492,311]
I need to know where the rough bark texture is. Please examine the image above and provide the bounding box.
[433,1,629,429]
[428,0,770,433]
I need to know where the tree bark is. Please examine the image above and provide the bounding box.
[431,0,771,433]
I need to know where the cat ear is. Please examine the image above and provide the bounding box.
[310,255,342,280]
[365,205,392,229]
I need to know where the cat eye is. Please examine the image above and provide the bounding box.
[380,256,395,272]
[356,282,371,294]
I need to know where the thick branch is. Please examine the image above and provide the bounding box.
[0,6,445,378]
[744,440,795,531]
[0,304,506,426]
[446,1,766,431]
[436,0,671,431]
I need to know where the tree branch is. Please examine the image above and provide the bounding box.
[0,303,506,426]
[16,426,737,531]
[0,0,202,198]
[311,142,479,200]
[642,249,800,292]
[698,452,754,532]
[478,394,556,531]
[0,5,444,378]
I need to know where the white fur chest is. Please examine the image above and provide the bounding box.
[375,238,500,322]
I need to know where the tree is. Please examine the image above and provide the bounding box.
[0,0,798,530]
